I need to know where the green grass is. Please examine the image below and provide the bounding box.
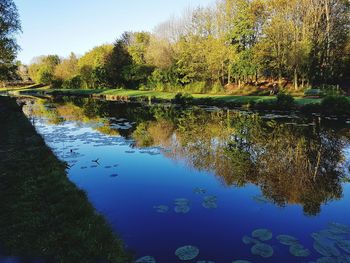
[15,87,342,106]
[0,97,131,263]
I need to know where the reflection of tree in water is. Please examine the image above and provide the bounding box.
[27,97,350,216]
[132,107,349,216]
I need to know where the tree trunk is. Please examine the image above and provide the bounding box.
[294,68,298,90]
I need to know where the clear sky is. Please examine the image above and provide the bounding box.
[15,0,213,64]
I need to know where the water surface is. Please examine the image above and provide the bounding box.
[22,97,350,263]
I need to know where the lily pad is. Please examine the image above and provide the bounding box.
[203,196,217,202]
[193,188,207,194]
[289,244,311,257]
[202,196,217,209]
[251,243,273,258]
[202,201,218,209]
[242,235,260,245]
[175,205,190,214]
[336,240,350,254]
[153,205,169,213]
[135,256,156,263]
[276,235,299,246]
[174,198,190,206]
[318,229,345,240]
[252,229,273,241]
[328,222,350,234]
[313,240,333,257]
[175,245,199,261]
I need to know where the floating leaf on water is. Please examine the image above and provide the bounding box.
[175,205,190,214]
[153,205,169,213]
[90,165,98,168]
[202,201,218,209]
[113,164,119,167]
[336,240,350,254]
[135,256,156,263]
[314,238,342,257]
[174,198,190,206]
[105,166,112,169]
[252,229,273,241]
[289,244,311,257]
[318,229,345,240]
[232,260,251,263]
[80,166,87,169]
[175,245,199,261]
[125,150,135,154]
[202,196,217,209]
[193,188,207,194]
[203,196,217,202]
[313,240,333,257]
[328,222,350,234]
[242,236,260,245]
[251,243,274,258]
[316,257,337,263]
[276,235,299,246]
[110,174,119,178]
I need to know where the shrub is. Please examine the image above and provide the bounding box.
[276,93,295,109]
[320,96,350,115]
[172,92,194,105]
[210,81,224,94]
[62,76,82,89]
[51,78,63,89]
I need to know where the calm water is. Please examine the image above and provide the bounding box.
[22,96,350,263]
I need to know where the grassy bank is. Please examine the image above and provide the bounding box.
[11,87,324,105]
[0,97,131,263]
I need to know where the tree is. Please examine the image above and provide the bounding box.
[28,55,61,84]
[78,44,113,88]
[54,52,78,80]
[0,0,21,82]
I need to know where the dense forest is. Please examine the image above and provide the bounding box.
[17,0,350,93]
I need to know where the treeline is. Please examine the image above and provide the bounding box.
[27,0,350,93]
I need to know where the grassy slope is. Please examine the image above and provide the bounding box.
[0,97,131,263]
[12,87,325,105]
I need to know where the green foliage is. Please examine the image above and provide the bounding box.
[0,0,21,81]
[26,0,350,94]
[276,93,295,109]
[62,75,82,89]
[172,92,194,105]
[320,96,350,115]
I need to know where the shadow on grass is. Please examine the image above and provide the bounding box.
[0,97,132,263]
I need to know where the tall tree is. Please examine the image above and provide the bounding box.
[0,0,21,82]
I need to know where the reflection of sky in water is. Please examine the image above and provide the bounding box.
[27,111,350,263]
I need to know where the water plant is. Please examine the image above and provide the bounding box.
[175,245,199,261]
[252,229,273,241]
[250,243,274,258]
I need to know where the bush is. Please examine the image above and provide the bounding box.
[62,76,82,89]
[172,92,194,105]
[320,96,350,115]
[210,81,224,94]
[51,78,63,89]
[276,93,295,109]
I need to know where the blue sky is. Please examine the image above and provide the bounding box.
[15,0,213,64]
